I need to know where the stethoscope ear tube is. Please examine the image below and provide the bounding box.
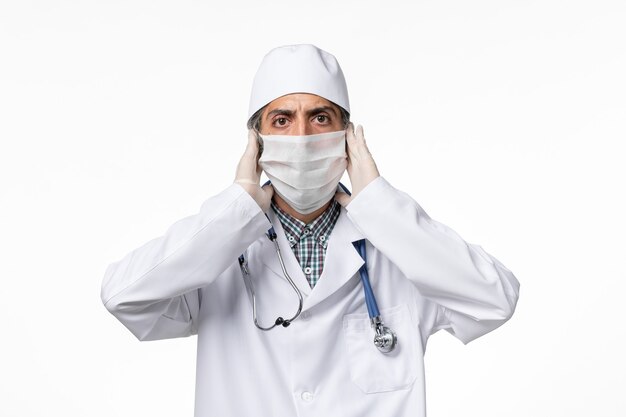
[268,228,303,326]
[238,226,304,331]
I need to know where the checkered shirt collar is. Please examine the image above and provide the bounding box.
[271,200,341,248]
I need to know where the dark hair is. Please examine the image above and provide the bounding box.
[246,103,350,131]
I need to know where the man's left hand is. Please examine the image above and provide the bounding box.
[335,123,380,207]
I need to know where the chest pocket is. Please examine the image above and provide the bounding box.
[342,303,420,394]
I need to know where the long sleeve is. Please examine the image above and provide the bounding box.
[100,184,271,341]
[344,177,520,344]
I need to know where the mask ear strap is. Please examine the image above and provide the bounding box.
[255,130,264,156]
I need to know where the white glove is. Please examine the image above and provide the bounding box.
[335,123,380,207]
[234,130,274,212]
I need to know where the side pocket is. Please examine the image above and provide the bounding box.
[342,304,420,394]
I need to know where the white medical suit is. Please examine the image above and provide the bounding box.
[101,176,520,417]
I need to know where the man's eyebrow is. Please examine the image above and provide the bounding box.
[265,109,295,119]
[265,106,339,120]
[306,106,339,117]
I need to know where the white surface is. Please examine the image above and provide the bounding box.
[0,1,624,416]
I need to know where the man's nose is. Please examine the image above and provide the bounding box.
[294,118,314,136]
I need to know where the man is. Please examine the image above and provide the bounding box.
[101,44,520,417]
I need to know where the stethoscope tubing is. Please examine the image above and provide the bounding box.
[339,182,380,320]
[239,181,397,353]
[239,225,303,330]
[353,239,380,319]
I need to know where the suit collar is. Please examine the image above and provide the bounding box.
[303,206,365,310]
[258,205,365,310]
[259,209,312,297]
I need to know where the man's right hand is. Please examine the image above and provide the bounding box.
[234,129,274,212]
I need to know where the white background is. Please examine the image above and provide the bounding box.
[1,1,624,416]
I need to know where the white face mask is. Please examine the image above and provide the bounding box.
[258,130,347,214]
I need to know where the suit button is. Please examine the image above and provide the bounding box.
[301,391,313,402]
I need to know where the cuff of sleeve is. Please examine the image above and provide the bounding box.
[229,182,267,221]
[198,184,270,241]
[345,176,398,217]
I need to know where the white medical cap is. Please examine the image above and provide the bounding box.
[248,44,350,118]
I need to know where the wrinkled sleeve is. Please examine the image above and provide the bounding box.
[345,177,520,344]
[100,184,270,341]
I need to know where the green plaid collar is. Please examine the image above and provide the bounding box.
[271,200,341,249]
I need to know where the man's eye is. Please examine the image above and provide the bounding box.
[276,118,287,126]
[316,115,328,123]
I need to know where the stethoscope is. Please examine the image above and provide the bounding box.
[237,182,397,354]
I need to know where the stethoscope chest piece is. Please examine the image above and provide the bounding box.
[372,317,397,354]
